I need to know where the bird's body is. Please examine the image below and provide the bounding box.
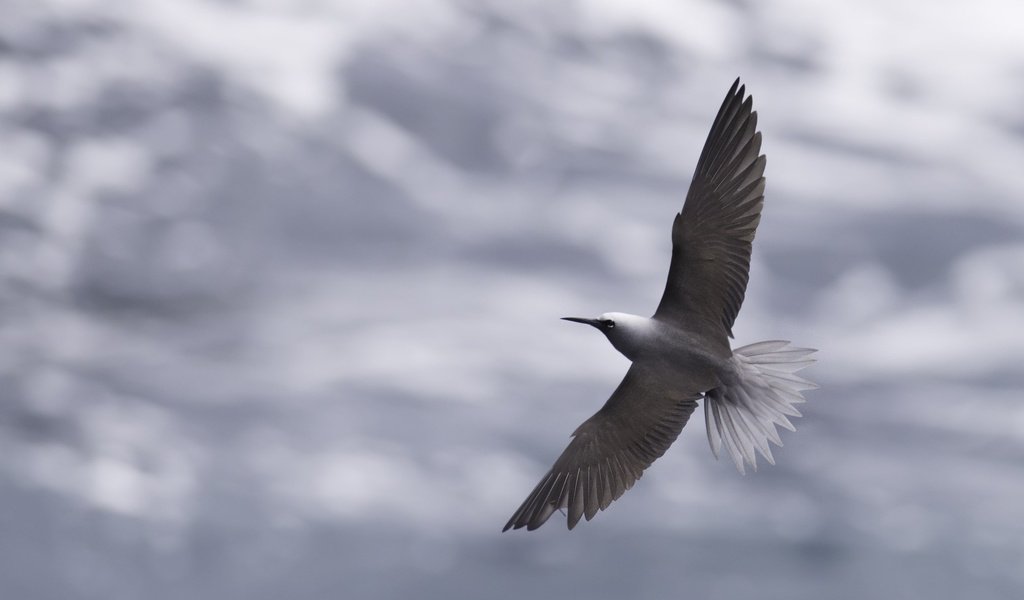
[596,312,726,362]
[503,79,817,532]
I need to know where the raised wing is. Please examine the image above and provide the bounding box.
[653,78,766,340]
[503,364,700,531]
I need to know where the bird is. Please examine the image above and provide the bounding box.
[503,78,817,532]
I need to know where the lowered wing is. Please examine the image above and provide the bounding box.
[503,363,700,531]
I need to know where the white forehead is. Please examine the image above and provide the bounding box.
[596,312,647,333]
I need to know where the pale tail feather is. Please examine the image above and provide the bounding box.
[704,341,817,474]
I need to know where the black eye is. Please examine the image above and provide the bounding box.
[604,320,615,329]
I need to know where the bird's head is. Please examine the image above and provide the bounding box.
[561,312,647,360]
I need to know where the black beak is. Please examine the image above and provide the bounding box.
[561,317,602,329]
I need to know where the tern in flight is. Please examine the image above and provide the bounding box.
[503,79,817,532]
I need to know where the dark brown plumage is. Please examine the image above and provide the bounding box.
[503,79,805,532]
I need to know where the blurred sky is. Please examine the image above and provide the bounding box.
[2,1,1024,599]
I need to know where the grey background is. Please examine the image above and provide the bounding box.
[2,1,1024,599]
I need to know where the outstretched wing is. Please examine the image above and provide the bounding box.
[503,364,700,531]
[653,78,766,340]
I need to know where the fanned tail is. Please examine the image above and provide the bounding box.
[704,340,817,474]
